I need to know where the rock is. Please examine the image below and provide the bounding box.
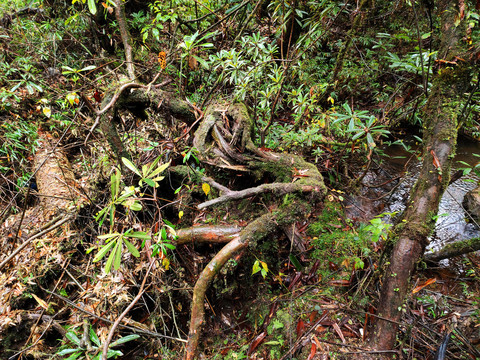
[463,185,480,222]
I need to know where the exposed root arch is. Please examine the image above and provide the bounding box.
[184,102,326,359]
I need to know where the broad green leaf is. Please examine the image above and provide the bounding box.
[80,65,96,72]
[122,158,141,177]
[127,200,143,211]
[110,334,140,347]
[88,0,97,14]
[252,260,260,275]
[147,155,162,174]
[194,55,209,69]
[66,331,82,346]
[164,243,176,250]
[123,238,140,257]
[148,160,170,178]
[144,178,156,188]
[65,352,83,360]
[93,240,116,262]
[142,164,149,177]
[151,175,165,182]
[106,349,123,358]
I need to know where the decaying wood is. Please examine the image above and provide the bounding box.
[0,135,81,270]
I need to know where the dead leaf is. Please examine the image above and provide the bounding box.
[412,278,436,294]
[332,322,346,343]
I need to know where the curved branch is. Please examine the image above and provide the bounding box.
[198,183,321,209]
[185,236,246,360]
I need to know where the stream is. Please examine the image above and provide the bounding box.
[346,136,480,252]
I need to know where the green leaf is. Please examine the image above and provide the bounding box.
[252,260,260,275]
[122,158,142,177]
[65,351,83,360]
[93,240,116,263]
[123,238,140,257]
[114,238,123,270]
[125,231,151,240]
[110,334,140,347]
[88,0,97,14]
[106,349,123,359]
[56,348,81,356]
[98,232,121,240]
[289,254,303,271]
[89,327,101,347]
[128,201,143,211]
[148,160,170,178]
[264,341,282,345]
[142,164,149,178]
[105,241,119,273]
[66,331,82,346]
[80,65,96,72]
[144,178,156,188]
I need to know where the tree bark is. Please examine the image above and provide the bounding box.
[369,1,472,353]
[114,0,136,80]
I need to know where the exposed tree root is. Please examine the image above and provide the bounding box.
[176,225,241,245]
[184,102,326,358]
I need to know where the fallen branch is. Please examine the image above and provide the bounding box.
[425,236,480,262]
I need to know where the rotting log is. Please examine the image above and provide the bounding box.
[369,2,474,354]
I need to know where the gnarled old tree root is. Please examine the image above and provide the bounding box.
[184,102,326,359]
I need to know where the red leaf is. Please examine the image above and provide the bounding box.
[93,90,102,103]
[247,332,266,355]
[296,319,306,337]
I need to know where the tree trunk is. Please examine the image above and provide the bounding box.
[369,1,472,353]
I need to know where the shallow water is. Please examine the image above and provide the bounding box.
[349,136,480,251]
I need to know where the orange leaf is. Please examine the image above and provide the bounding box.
[307,342,317,360]
[158,51,166,69]
[430,150,441,169]
[412,278,437,294]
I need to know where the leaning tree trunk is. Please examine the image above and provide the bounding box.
[369,1,473,353]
